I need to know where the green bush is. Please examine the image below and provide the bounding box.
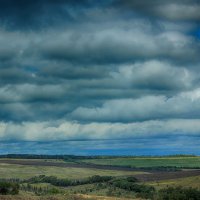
[126,177,138,183]
[158,187,200,200]
[27,175,113,187]
[48,187,60,194]
[0,181,19,195]
[110,177,155,199]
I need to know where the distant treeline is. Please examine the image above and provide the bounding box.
[0,154,197,160]
[0,154,95,160]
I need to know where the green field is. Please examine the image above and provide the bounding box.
[0,163,145,179]
[81,156,200,168]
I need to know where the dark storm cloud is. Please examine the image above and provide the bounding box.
[115,0,200,21]
[40,63,108,80]
[0,0,93,29]
[40,27,200,64]
[0,0,200,145]
[1,0,199,31]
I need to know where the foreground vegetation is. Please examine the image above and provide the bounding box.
[1,175,200,200]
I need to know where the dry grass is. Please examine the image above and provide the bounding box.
[0,194,82,200]
[0,194,140,200]
[78,194,143,200]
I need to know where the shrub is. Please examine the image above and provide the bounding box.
[158,186,200,200]
[126,177,138,183]
[0,181,19,195]
[110,178,155,199]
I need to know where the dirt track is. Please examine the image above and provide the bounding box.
[1,159,200,182]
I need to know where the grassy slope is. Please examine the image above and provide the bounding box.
[0,190,141,200]
[61,182,138,198]
[80,157,200,168]
[148,175,200,190]
[0,163,145,179]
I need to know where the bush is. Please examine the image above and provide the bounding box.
[126,177,138,183]
[48,187,60,194]
[110,177,155,199]
[88,175,112,183]
[158,187,200,200]
[26,175,113,187]
[0,181,19,195]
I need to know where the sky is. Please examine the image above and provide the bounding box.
[0,0,200,155]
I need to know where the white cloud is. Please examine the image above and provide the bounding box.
[71,88,200,122]
[111,60,194,90]
[1,119,200,142]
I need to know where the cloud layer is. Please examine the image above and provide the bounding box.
[0,0,200,154]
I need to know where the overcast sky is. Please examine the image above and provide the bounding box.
[0,0,200,155]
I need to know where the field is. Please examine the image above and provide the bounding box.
[0,162,145,179]
[1,156,200,199]
[80,156,200,168]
